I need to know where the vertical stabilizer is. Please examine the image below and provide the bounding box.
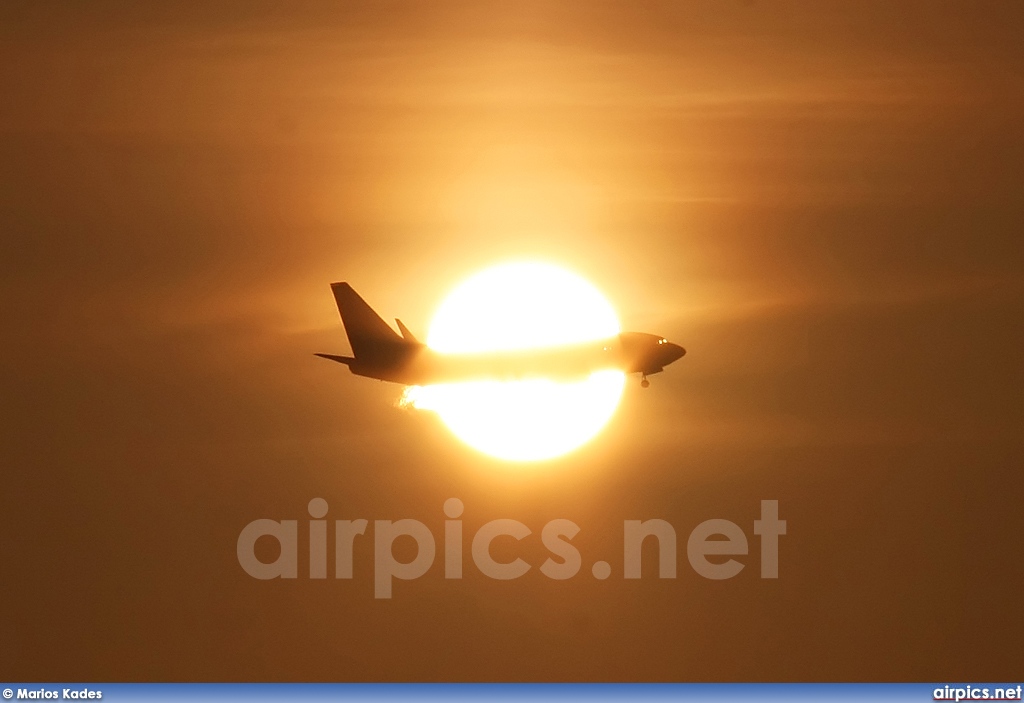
[330,282,402,358]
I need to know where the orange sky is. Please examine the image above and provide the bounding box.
[2,0,1022,681]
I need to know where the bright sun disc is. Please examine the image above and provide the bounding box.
[402,262,625,461]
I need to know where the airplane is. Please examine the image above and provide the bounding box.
[316,282,686,388]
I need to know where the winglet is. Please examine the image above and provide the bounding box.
[395,318,418,343]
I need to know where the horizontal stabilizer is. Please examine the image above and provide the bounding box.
[314,353,356,366]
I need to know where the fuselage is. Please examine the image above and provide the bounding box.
[316,282,686,387]
[345,332,686,386]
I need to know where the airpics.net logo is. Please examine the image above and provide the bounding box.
[237,499,786,598]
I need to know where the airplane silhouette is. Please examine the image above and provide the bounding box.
[316,282,686,388]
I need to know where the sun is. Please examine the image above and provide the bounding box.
[402,262,626,461]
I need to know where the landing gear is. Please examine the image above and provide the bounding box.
[640,374,650,389]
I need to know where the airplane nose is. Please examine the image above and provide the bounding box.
[667,343,686,363]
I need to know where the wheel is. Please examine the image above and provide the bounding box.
[641,378,650,389]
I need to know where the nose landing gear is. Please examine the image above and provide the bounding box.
[640,374,650,389]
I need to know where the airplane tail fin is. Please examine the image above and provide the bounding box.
[329,282,404,358]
